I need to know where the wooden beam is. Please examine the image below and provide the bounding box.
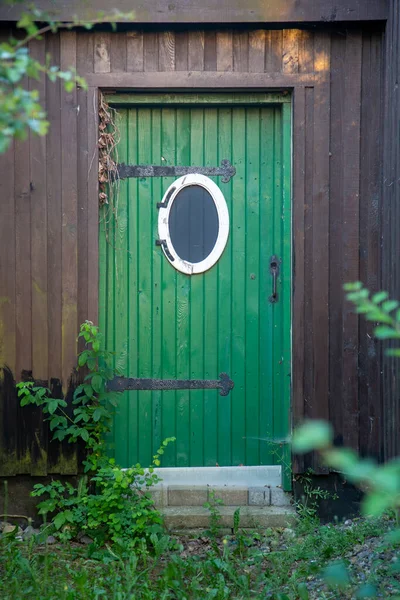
[84,71,315,89]
[0,0,388,24]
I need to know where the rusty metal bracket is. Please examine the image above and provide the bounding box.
[107,372,234,396]
[115,159,236,183]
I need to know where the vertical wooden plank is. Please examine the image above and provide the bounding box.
[126,107,139,465]
[150,108,163,458]
[175,108,191,466]
[233,31,249,72]
[282,29,299,74]
[76,34,92,336]
[15,74,32,380]
[298,30,314,73]
[144,32,159,72]
[94,32,111,73]
[189,107,205,465]
[159,31,175,71]
[231,107,246,465]
[188,31,204,70]
[111,32,127,72]
[127,31,144,72]
[60,31,78,389]
[175,31,188,71]
[204,31,217,71]
[341,31,362,453]
[311,33,331,471]
[203,108,218,465]
[216,31,233,72]
[328,32,345,447]
[113,111,129,466]
[265,30,283,72]
[248,30,265,73]
[259,106,275,467]
[303,86,315,454]
[160,108,177,465]
[87,87,99,325]
[29,39,48,382]
[46,33,62,379]
[359,32,382,459]
[292,87,306,473]
[245,108,261,464]
[216,106,232,465]
[0,143,16,372]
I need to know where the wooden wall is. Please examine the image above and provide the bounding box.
[382,0,400,462]
[0,25,387,475]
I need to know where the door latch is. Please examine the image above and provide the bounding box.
[269,255,280,303]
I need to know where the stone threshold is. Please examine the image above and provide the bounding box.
[149,484,292,508]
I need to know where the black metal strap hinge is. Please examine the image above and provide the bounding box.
[115,159,236,184]
[107,373,234,397]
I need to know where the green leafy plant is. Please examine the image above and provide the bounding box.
[204,490,224,541]
[1,3,134,153]
[17,321,119,472]
[18,320,175,550]
[31,440,175,548]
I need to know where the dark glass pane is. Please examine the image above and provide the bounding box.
[169,185,219,263]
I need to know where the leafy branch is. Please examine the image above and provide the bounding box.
[0,3,134,153]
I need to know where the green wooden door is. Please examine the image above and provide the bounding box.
[99,94,291,480]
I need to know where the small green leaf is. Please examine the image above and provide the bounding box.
[356,584,377,598]
[375,326,400,340]
[54,512,66,529]
[292,420,333,453]
[372,291,389,304]
[362,491,392,517]
[91,374,103,393]
[382,300,399,312]
[343,282,363,292]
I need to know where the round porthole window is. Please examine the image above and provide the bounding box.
[157,174,230,275]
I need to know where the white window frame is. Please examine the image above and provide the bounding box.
[157,174,230,275]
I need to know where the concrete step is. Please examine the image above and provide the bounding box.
[149,484,292,508]
[162,505,296,531]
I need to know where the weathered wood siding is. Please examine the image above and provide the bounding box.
[382,0,400,462]
[0,26,386,475]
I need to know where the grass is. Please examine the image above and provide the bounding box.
[0,514,398,599]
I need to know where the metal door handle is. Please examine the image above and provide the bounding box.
[269,255,280,303]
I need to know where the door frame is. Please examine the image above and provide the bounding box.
[101,91,292,490]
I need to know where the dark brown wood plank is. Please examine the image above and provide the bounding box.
[0,143,16,373]
[76,33,91,335]
[328,32,345,448]
[265,30,283,72]
[248,30,265,73]
[298,30,314,73]
[216,31,233,72]
[87,87,99,325]
[175,31,188,71]
[204,31,217,71]
[303,85,314,432]
[46,33,63,381]
[14,135,32,380]
[159,31,175,71]
[282,29,299,74]
[94,32,111,73]
[85,70,314,88]
[29,39,48,383]
[359,31,383,459]
[60,31,78,390]
[111,32,127,72]
[311,33,331,471]
[144,32,159,71]
[0,1,388,23]
[341,31,362,453]
[127,31,144,72]
[188,31,205,71]
[233,31,249,72]
[292,86,306,474]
